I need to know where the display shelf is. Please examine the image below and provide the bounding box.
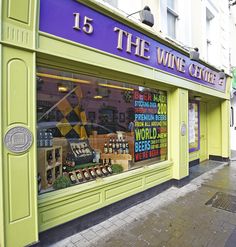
[37,146,63,190]
[100,153,132,171]
[101,153,132,160]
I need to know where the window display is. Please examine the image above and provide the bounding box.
[188,101,199,152]
[37,67,168,194]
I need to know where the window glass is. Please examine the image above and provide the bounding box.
[167,10,176,39]
[37,67,168,194]
[103,0,118,8]
[167,0,175,10]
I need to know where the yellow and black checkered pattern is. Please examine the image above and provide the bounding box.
[55,86,88,139]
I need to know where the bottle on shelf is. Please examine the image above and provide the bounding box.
[69,172,77,184]
[47,170,53,185]
[55,148,61,162]
[80,144,86,155]
[95,165,103,177]
[83,169,91,180]
[55,166,60,178]
[44,132,49,147]
[104,142,108,154]
[108,142,113,154]
[72,145,78,157]
[125,141,129,154]
[49,131,53,147]
[119,138,123,154]
[84,143,90,154]
[38,130,44,147]
[101,165,109,175]
[122,137,126,149]
[76,170,84,182]
[115,138,119,148]
[112,138,116,150]
[106,158,113,174]
[89,167,97,178]
[47,151,53,166]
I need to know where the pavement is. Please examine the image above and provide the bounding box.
[50,156,236,247]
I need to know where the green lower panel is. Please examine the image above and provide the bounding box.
[38,162,173,232]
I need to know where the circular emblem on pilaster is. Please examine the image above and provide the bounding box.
[4,127,33,153]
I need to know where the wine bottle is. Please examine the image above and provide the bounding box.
[108,142,113,154]
[125,141,129,154]
[119,139,123,154]
[106,164,113,174]
[116,138,120,149]
[122,138,126,149]
[83,169,90,180]
[76,170,83,182]
[101,165,108,175]
[71,145,77,157]
[55,149,61,162]
[90,168,97,178]
[107,158,113,174]
[95,165,103,177]
[69,172,77,184]
[55,166,60,178]
[112,138,116,151]
[104,142,108,154]
[47,170,53,185]
[47,151,53,165]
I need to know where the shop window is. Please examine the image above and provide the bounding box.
[36,67,168,194]
[189,101,200,152]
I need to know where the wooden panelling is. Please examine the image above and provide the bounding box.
[7,59,28,125]
[8,0,29,24]
[42,192,101,223]
[8,153,30,222]
[145,168,172,187]
[38,162,173,232]
[105,179,143,201]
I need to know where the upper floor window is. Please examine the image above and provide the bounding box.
[103,0,118,8]
[206,7,215,62]
[167,0,178,39]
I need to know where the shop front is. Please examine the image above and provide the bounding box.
[0,0,230,246]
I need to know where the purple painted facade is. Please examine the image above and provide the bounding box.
[39,0,226,92]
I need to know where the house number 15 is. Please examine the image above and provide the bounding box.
[73,13,94,34]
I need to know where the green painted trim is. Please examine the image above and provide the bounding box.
[170,88,189,179]
[37,33,229,100]
[0,43,5,247]
[207,101,222,156]
[221,100,230,158]
[2,46,38,247]
[38,161,173,231]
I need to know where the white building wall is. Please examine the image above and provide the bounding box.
[97,0,235,150]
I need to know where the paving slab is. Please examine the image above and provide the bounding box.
[48,160,236,247]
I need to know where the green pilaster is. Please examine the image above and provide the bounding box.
[221,100,230,158]
[0,0,38,246]
[170,88,189,179]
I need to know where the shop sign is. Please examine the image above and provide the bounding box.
[39,0,226,92]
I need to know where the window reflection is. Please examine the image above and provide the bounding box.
[37,67,168,194]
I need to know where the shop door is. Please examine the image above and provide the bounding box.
[200,102,207,161]
[230,98,236,152]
